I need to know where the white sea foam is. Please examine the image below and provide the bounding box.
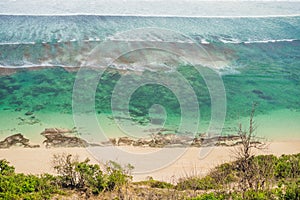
[218,38,241,44]
[200,39,210,44]
[0,38,298,46]
[0,63,77,69]
[0,13,300,18]
[0,39,82,46]
[0,64,52,69]
[0,42,36,46]
[243,39,297,44]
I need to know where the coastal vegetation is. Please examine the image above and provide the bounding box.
[0,152,299,199]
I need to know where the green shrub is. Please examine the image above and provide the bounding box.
[282,180,300,200]
[176,175,218,191]
[105,161,133,191]
[148,180,173,189]
[53,154,132,194]
[209,162,237,186]
[75,158,107,194]
[134,177,174,189]
[188,193,223,200]
[275,154,300,179]
[243,189,269,200]
[0,173,61,199]
[52,154,78,188]
[0,159,15,176]
[251,155,278,190]
[275,155,293,179]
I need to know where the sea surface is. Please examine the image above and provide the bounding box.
[0,15,300,142]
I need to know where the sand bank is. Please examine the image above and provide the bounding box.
[0,141,299,182]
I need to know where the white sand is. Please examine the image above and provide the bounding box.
[0,141,299,183]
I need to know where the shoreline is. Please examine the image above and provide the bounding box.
[1,108,300,143]
[0,141,299,182]
[0,66,80,77]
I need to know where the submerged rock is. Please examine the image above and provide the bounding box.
[17,116,41,125]
[15,108,22,112]
[0,133,40,148]
[25,111,34,116]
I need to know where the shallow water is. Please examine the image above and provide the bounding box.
[0,15,300,142]
[0,53,299,142]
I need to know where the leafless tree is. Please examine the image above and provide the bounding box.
[233,103,267,197]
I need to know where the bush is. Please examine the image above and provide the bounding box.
[176,175,218,191]
[275,154,300,179]
[188,193,223,200]
[53,154,133,194]
[243,189,270,200]
[281,179,300,200]
[134,177,174,189]
[75,158,107,194]
[52,154,78,188]
[0,173,61,199]
[104,161,133,192]
[251,155,278,190]
[209,162,237,186]
[0,159,15,176]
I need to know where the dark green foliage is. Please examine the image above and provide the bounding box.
[275,154,300,179]
[52,154,132,195]
[251,155,278,190]
[283,180,300,200]
[104,161,133,192]
[176,175,218,191]
[146,180,173,189]
[0,160,61,199]
[0,159,15,176]
[242,189,272,200]
[188,193,224,200]
[75,158,106,194]
[209,162,237,187]
[176,153,300,199]
[0,174,61,199]
[134,177,174,189]
[276,179,300,200]
[176,162,237,192]
[0,156,133,199]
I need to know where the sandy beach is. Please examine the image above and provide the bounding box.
[0,141,299,183]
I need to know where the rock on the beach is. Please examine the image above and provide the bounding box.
[103,133,254,148]
[105,133,194,147]
[41,128,90,148]
[0,133,40,148]
[116,137,134,146]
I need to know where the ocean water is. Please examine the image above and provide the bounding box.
[1,0,300,17]
[0,15,300,142]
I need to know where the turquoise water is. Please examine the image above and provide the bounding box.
[0,15,300,141]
